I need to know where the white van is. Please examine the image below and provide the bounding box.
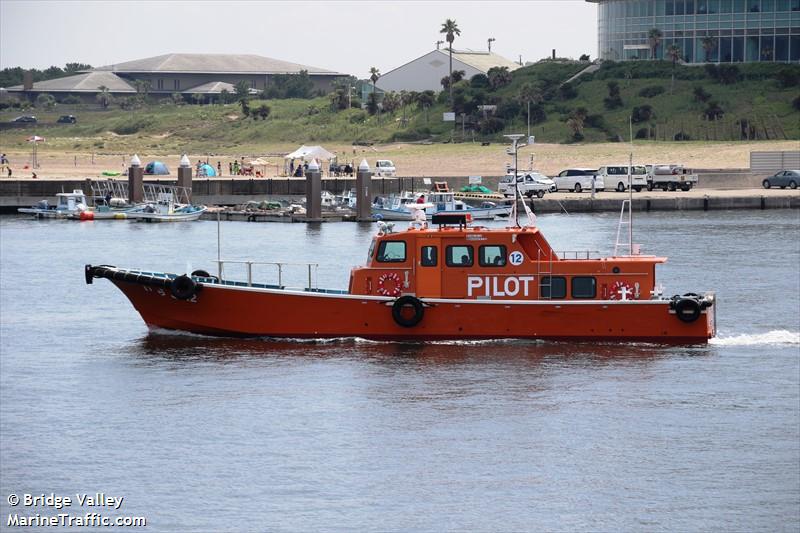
[375,160,396,177]
[598,165,648,192]
[553,168,604,192]
[498,172,556,198]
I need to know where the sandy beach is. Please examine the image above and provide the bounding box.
[0,140,797,180]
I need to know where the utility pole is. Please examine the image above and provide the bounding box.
[487,37,495,52]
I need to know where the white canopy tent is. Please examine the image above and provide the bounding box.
[284,145,335,161]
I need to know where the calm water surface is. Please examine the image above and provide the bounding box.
[1,210,798,531]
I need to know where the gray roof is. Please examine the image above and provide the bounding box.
[182,81,236,94]
[5,71,135,93]
[95,53,342,76]
[449,50,521,73]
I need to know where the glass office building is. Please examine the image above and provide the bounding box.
[590,0,800,62]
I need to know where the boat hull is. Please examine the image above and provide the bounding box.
[129,207,206,222]
[106,277,715,344]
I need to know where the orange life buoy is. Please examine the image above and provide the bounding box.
[377,272,402,297]
[609,280,634,300]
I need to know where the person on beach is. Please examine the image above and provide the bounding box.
[7,166,11,178]
[289,160,295,176]
[32,172,37,179]
[228,162,232,176]
[416,194,426,204]
[0,154,7,165]
[217,161,222,176]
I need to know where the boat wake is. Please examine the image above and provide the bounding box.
[710,330,800,346]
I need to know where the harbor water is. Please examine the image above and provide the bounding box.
[1,210,798,531]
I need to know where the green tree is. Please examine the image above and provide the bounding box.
[234,80,251,101]
[369,67,380,95]
[171,92,184,105]
[667,44,681,93]
[517,83,543,136]
[439,18,461,107]
[191,93,204,105]
[648,28,663,59]
[35,93,56,109]
[239,98,250,118]
[604,81,623,109]
[487,66,512,90]
[382,92,400,113]
[95,85,113,109]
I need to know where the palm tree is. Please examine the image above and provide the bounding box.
[648,28,663,60]
[369,67,380,95]
[96,85,112,109]
[667,44,681,93]
[518,83,543,137]
[701,36,716,62]
[440,18,461,107]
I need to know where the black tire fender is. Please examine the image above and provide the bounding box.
[171,275,198,300]
[391,296,425,328]
[673,297,702,323]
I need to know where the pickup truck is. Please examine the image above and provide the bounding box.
[498,172,556,198]
[645,164,699,191]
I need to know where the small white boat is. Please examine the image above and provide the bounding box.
[18,190,88,219]
[372,191,511,221]
[128,184,206,223]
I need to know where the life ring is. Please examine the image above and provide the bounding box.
[392,296,425,328]
[171,275,197,300]
[377,272,402,297]
[609,280,634,300]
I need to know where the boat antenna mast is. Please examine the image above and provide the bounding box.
[504,134,535,227]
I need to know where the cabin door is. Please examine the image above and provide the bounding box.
[415,238,441,297]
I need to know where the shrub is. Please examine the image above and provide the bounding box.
[693,85,712,103]
[349,111,367,124]
[674,131,691,141]
[558,82,578,100]
[631,104,655,123]
[579,54,591,61]
[703,101,724,121]
[62,94,82,105]
[638,85,665,98]
[706,64,741,84]
[776,67,799,89]
[477,116,505,134]
[496,100,521,119]
[604,81,623,109]
[469,74,490,89]
[585,114,606,129]
[793,95,800,111]
[111,117,154,135]
[35,93,56,109]
[635,127,650,139]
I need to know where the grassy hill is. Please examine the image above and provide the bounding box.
[0,61,797,154]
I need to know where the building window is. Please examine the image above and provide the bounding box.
[173,79,180,90]
[157,79,164,90]
[420,246,437,267]
[376,241,406,263]
[540,276,567,299]
[446,245,474,267]
[479,245,507,267]
[571,277,597,299]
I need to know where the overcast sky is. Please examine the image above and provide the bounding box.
[0,1,597,77]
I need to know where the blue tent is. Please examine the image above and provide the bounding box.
[144,161,170,175]
[198,164,217,177]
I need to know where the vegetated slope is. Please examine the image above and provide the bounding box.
[1,61,796,152]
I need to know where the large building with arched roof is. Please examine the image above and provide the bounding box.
[586,0,800,63]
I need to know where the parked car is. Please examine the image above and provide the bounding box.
[12,115,37,123]
[498,172,556,198]
[553,168,603,192]
[762,170,799,190]
[375,160,396,177]
[597,164,648,192]
[57,115,77,124]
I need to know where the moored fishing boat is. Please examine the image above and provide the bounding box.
[372,191,511,221]
[18,190,88,219]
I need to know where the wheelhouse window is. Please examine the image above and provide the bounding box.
[479,245,507,267]
[421,246,437,267]
[571,276,597,299]
[376,241,406,263]
[446,245,474,267]
[540,276,567,299]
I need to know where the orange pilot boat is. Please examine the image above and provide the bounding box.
[85,198,716,344]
